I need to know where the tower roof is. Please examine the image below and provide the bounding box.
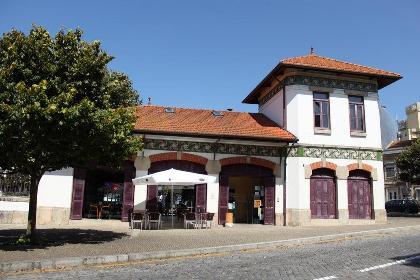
[243,53,402,104]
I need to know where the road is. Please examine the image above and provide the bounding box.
[4,230,420,280]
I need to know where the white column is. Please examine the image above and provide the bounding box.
[275,177,283,215]
[134,170,148,211]
[205,160,221,223]
[133,156,151,211]
[206,174,219,214]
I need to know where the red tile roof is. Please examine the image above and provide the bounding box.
[134,105,296,142]
[243,53,402,104]
[281,53,401,78]
[386,139,414,150]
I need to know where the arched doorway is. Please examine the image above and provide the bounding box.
[146,160,207,227]
[348,169,372,219]
[310,168,337,219]
[219,164,275,225]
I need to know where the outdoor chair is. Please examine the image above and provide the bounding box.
[100,204,111,219]
[202,213,215,229]
[184,212,199,229]
[147,212,161,230]
[88,203,100,219]
[131,212,146,230]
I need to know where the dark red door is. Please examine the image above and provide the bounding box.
[263,176,275,225]
[195,184,207,213]
[348,175,372,219]
[146,185,158,211]
[310,173,336,219]
[121,161,136,222]
[70,168,86,220]
[218,175,229,225]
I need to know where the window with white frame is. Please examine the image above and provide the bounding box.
[313,92,330,129]
[349,95,365,132]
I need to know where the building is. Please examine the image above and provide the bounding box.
[383,102,420,201]
[0,52,402,226]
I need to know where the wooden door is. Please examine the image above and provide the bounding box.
[263,176,275,225]
[348,177,372,219]
[310,175,336,219]
[70,168,86,220]
[218,175,229,225]
[121,161,136,222]
[195,184,207,213]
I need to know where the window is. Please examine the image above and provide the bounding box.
[385,165,396,178]
[313,92,330,129]
[349,95,365,132]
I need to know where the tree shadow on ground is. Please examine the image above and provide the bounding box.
[391,253,420,268]
[0,229,128,252]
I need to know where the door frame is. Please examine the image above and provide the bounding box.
[219,163,275,225]
[310,168,337,219]
[347,169,373,219]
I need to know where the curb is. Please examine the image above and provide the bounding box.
[1,225,420,273]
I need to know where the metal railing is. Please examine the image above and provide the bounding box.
[0,172,30,196]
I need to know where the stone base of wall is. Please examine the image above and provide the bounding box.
[286,209,311,226]
[0,211,28,224]
[287,208,386,226]
[374,209,387,224]
[37,207,70,225]
[275,213,284,226]
[212,213,219,226]
[0,207,70,225]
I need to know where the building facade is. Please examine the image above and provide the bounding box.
[383,102,420,201]
[0,52,402,226]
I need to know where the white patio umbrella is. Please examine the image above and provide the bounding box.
[132,168,217,228]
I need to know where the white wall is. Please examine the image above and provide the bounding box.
[259,89,284,127]
[37,168,74,208]
[0,201,28,211]
[134,170,148,211]
[206,174,219,214]
[275,177,284,214]
[284,85,382,149]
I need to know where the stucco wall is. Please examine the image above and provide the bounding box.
[37,168,74,208]
[284,84,382,149]
[259,89,284,127]
[0,168,74,225]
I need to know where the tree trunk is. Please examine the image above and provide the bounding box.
[26,174,41,242]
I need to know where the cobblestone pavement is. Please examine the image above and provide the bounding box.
[1,217,420,264]
[4,230,420,279]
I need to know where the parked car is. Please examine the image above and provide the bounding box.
[385,199,420,214]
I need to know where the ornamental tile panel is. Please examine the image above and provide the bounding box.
[144,139,381,160]
[259,75,378,106]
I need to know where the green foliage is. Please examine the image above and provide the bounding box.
[0,25,142,176]
[396,139,420,183]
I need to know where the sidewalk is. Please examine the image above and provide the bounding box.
[1,217,419,269]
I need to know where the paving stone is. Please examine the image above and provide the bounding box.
[0,217,419,268]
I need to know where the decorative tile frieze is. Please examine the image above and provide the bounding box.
[143,139,281,157]
[143,138,382,160]
[289,146,381,161]
[259,75,378,106]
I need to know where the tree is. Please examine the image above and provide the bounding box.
[396,139,420,198]
[0,26,142,242]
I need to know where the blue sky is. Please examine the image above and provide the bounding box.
[1,1,419,120]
